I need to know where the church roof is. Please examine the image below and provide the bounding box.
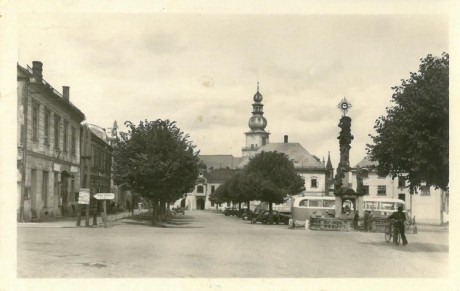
[237,143,326,170]
[199,155,239,170]
[204,168,239,183]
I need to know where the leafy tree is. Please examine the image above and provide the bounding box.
[367,53,449,191]
[113,119,200,224]
[245,151,305,223]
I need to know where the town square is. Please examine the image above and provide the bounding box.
[0,3,458,291]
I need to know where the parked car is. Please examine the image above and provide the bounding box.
[242,209,263,220]
[251,210,291,225]
[236,208,251,218]
[223,207,238,216]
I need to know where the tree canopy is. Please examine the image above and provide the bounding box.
[113,119,200,222]
[367,53,449,191]
[245,151,305,204]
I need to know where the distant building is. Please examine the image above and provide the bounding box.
[87,124,113,201]
[237,136,330,197]
[179,84,332,210]
[17,62,85,221]
[351,156,448,224]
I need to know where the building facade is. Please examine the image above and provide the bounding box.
[351,156,448,224]
[17,62,85,221]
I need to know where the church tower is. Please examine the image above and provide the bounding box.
[242,83,270,157]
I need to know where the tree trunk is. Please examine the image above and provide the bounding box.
[238,202,241,211]
[131,194,134,216]
[152,199,158,225]
[159,199,165,222]
[268,201,273,224]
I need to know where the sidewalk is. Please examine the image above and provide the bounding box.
[17,209,148,228]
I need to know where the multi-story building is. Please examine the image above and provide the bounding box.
[87,124,113,201]
[351,156,448,224]
[17,62,85,221]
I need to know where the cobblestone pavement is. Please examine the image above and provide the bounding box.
[17,210,448,278]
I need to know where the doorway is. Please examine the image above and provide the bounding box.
[61,171,69,216]
[196,199,205,210]
[398,193,405,202]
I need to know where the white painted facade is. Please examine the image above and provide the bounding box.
[350,169,447,224]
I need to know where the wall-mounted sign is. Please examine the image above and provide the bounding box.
[78,188,90,204]
[53,163,61,172]
[70,166,79,173]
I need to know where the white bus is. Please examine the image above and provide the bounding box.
[290,196,406,223]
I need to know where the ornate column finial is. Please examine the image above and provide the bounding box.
[337,97,352,116]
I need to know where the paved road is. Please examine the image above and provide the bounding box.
[17,211,448,278]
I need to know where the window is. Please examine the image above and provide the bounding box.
[308,200,321,207]
[91,146,95,167]
[262,137,267,146]
[362,185,369,195]
[365,201,379,210]
[323,200,335,208]
[42,171,48,207]
[63,120,68,152]
[299,199,308,206]
[71,127,76,154]
[311,178,318,188]
[381,202,395,210]
[211,186,216,193]
[197,185,204,193]
[420,186,431,196]
[54,115,61,149]
[44,109,51,145]
[398,176,406,188]
[377,185,387,196]
[32,103,39,140]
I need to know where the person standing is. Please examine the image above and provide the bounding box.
[353,211,359,230]
[368,210,374,232]
[388,206,408,245]
[364,210,370,232]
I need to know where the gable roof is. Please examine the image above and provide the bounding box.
[199,155,239,170]
[204,168,239,183]
[237,143,326,170]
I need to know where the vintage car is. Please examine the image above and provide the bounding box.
[251,210,291,225]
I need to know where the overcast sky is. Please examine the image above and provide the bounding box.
[17,13,448,167]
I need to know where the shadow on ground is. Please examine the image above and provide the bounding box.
[360,241,448,253]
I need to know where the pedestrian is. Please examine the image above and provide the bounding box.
[364,210,370,232]
[388,206,408,245]
[368,210,374,232]
[353,211,359,230]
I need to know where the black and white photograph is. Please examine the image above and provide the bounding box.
[0,1,458,290]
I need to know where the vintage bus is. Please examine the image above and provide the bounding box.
[289,196,406,227]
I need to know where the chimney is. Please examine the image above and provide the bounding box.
[284,135,288,143]
[62,86,70,101]
[32,61,43,82]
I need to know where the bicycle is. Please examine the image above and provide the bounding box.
[384,219,401,245]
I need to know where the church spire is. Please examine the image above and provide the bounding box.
[326,151,333,169]
[242,83,270,157]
